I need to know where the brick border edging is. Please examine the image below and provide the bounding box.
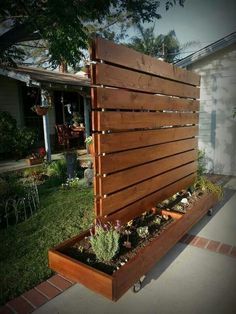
[180,233,236,257]
[1,235,236,314]
[0,274,75,314]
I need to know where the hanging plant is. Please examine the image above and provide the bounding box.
[31,89,52,116]
[31,105,50,116]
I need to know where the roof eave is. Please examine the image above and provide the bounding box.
[176,32,236,68]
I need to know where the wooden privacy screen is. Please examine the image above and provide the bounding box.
[90,37,200,224]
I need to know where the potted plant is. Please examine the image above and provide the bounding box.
[26,147,46,166]
[31,105,50,116]
[72,112,84,127]
[85,136,94,155]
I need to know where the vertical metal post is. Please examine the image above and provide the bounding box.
[41,89,51,162]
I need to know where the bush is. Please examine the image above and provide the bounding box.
[194,176,223,200]
[89,223,120,262]
[0,111,36,159]
[46,159,67,180]
[0,111,17,155]
[14,128,36,158]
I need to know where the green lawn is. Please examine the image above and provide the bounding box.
[0,180,94,305]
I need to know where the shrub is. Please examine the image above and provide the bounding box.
[194,176,223,200]
[46,159,67,179]
[0,111,36,159]
[89,223,120,262]
[0,111,17,156]
[14,127,36,158]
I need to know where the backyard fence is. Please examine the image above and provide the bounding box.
[90,37,200,224]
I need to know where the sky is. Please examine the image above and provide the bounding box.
[127,0,236,57]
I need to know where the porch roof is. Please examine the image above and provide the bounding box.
[0,65,91,89]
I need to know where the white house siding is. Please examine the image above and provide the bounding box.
[0,76,23,126]
[188,44,236,176]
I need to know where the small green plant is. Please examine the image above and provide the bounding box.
[153,216,161,225]
[136,226,149,238]
[84,136,93,145]
[194,176,223,200]
[89,222,120,262]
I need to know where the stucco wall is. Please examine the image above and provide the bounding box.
[0,76,23,126]
[188,44,236,176]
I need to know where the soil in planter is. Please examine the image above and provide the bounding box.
[61,212,174,275]
[157,190,201,214]
[60,189,204,275]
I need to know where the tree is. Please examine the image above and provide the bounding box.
[0,0,185,68]
[126,24,180,63]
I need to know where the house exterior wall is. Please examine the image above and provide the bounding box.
[0,76,23,126]
[187,44,236,176]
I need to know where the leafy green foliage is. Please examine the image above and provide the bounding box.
[0,111,36,159]
[194,176,223,200]
[46,159,67,180]
[136,226,149,238]
[90,223,120,262]
[0,0,185,67]
[126,25,180,63]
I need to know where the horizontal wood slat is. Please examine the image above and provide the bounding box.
[94,88,200,111]
[100,162,197,216]
[101,173,196,224]
[91,37,200,223]
[94,63,200,99]
[94,111,199,131]
[92,37,200,86]
[98,138,198,174]
[96,126,198,154]
[101,150,197,195]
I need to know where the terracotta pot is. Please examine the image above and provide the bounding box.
[35,106,49,116]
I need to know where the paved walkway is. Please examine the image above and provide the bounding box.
[0,150,89,174]
[1,177,236,314]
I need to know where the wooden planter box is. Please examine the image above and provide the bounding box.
[26,158,43,166]
[48,192,218,301]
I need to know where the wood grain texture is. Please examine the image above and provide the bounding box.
[96,126,198,154]
[48,250,113,300]
[100,161,197,216]
[98,138,198,174]
[112,192,217,300]
[95,111,199,131]
[102,173,196,225]
[48,192,217,302]
[93,37,200,86]
[101,150,197,195]
[94,88,200,111]
[94,63,200,99]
